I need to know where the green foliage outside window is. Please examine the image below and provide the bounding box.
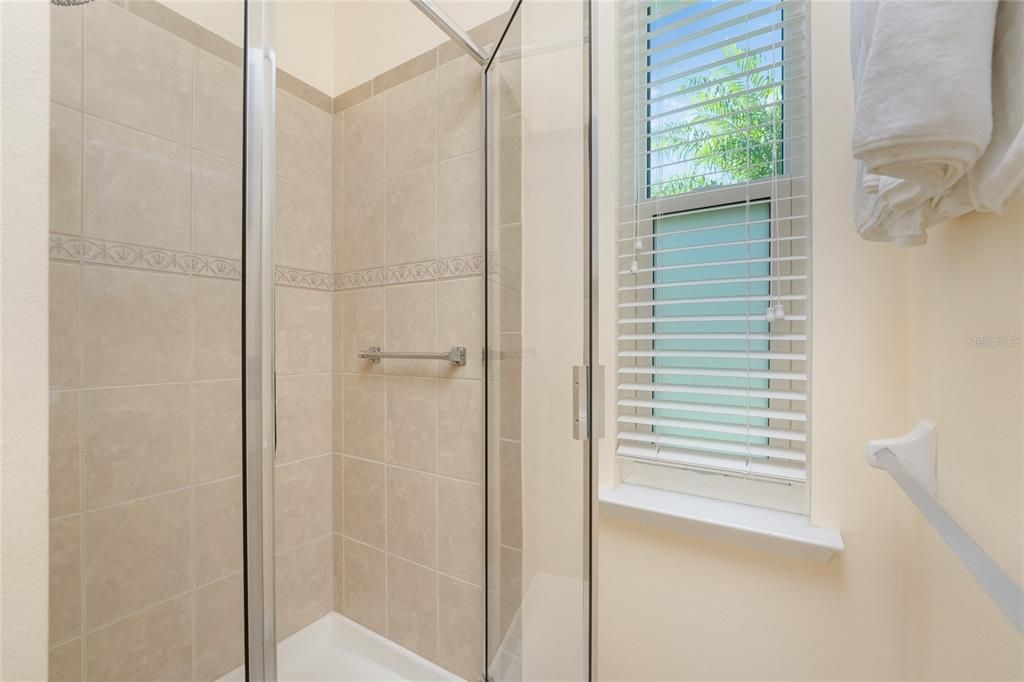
[650,46,783,197]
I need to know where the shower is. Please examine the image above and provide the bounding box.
[41,0,593,680]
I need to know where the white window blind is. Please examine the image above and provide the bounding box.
[617,0,811,511]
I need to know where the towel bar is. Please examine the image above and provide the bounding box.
[868,422,1024,633]
[357,346,467,366]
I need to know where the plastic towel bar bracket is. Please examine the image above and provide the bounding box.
[868,421,1024,633]
[867,420,937,495]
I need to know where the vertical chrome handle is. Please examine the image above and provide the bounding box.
[572,365,589,440]
[572,365,605,441]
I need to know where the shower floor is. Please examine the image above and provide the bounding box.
[218,612,462,682]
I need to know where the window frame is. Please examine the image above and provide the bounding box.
[616,1,812,513]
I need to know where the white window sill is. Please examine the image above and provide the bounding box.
[598,484,844,562]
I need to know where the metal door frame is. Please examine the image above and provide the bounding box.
[242,0,277,679]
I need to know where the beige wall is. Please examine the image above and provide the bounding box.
[157,0,335,95]
[0,1,51,679]
[597,2,1023,681]
[158,0,509,98]
[276,0,335,95]
[901,209,1023,679]
[333,0,507,95]
[157,0,243,45]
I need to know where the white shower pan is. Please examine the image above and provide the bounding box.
[218,612,462,682]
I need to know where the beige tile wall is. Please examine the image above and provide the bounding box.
[272,71,335,650]
[49,4,242,681]
[47,2,333,680]
[331,45,491,682]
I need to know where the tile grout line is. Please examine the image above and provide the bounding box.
[342,535,483,592]
[433,65,444,666]
[76,8,88,677]
[335,102,346,618]
[327,109,336,619]
[63,552,241,648]
[341,448,484,487]
[383,81,394,643]
[188,45,199,673]
[62,377,241,394]
[65,472,243,520]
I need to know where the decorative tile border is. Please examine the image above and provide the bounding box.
[49,233,241,279]
[50,233,483,291]
[337,255,484,290]
[275,265,335,291]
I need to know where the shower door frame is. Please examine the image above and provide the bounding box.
[481,0,598,678]
[242,0,277,679]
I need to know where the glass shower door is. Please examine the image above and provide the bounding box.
[485,1,593,680]
[47,0,249,679]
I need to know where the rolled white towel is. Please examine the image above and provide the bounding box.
[851,0,999,244]
[854,162,930,246]
[936,0,1024,218]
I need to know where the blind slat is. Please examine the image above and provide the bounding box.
[618,430,802,462]
[617,366,807,381]
[645,56,806,110]
[618,382,806,401]
[619,350,806,362]
[643,0,748,41]
[618,293,806,310]
[617,443,807,483]
[619,274,805,293]
[641,3,795,60]
[618,255,807,277]
[619,431,806,463]
[619,332,806,341]
[618,397,806,421]
[641,36,806,93]
[617,235,807,261]
[641,158,809,194]
[619,414,805,441]
[619,313,808,325]
[646,142,807,177]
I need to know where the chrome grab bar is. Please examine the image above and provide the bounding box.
[358,346,467,366]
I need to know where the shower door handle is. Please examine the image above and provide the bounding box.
[572,365,604,441]
[572,365,589,440]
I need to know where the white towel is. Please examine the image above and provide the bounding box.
[935,0,1024,218]
[850,0,999,245]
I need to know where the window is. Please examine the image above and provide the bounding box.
[617,0,810,512]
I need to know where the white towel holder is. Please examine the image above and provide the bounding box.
[867,420,937,495]
[868,421,1024,633]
